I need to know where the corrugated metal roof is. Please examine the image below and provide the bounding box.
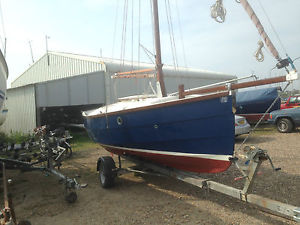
[51,52,236,79]
[11,52,105,88]
[11,51,236,88]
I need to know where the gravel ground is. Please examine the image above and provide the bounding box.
[1,130,300,225]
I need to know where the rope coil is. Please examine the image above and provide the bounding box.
[254,40,264,62]
[210,0,226,23]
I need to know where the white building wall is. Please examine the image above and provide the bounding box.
[35,71,106,107]
[0,85,36,134]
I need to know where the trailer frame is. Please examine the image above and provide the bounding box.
[97,146,300,222]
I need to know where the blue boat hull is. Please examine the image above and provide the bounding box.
[84,95,235,173]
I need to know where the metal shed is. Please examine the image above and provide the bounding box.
[1,85,36,134]
[1,51,236,134]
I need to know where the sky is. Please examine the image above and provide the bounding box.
[1,0,300,89]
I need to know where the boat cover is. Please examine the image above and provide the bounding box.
[235,87,281,114]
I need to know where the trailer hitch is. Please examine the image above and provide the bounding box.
[231,146,281,182]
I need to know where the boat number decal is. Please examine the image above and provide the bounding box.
[117,116,123,125]
[220,96,228,103]
[154,124,159,129]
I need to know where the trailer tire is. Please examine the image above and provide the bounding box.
[276,118,293,133]
[60,142,72,159]
[65,191,77,203]
[98,156,116,188]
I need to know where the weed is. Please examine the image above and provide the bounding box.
[70,131,98,151]
[0,131,33,144]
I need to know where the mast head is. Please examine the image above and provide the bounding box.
[276,56,297,72]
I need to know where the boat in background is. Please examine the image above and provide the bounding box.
[0,49,8,108]
[0,49,8,126]
[236,87,281,124]
[83,0,298,174]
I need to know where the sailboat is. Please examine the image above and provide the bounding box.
[83,0,298,174]
[0,49,8,114]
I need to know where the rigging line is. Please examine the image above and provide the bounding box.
[0,0,6,46]
[0,0,5,37]
[293,56,300,63]
[165,0,178,70]
[256,0,287,55]
[139,43,156,94]
[138,0,147,92]
[236,81,291,155]
[138,0,141,68]
[123,0,129,67]
[120,0,125,65]
[111,0,120,58]
[166,0,177,70]
[175,0,187,68]
[168,0,178,70]
[165,0,182,87]
[120,0,128,68]
[140,44,155,64]
[131,0,134,70]
[117,0,128,101]
[131,0,138,94]
[149,0,155,59]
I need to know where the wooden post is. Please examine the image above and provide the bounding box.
[178,84,185,99]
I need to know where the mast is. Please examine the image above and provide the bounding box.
[152,0,167,97]
[239,0,280,61]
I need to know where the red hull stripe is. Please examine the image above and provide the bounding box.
[102,145,232,174]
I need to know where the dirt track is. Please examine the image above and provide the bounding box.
[1,131,300,225]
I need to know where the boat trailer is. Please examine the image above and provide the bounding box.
[0,157,80,204]
[97,146,300,222]
[0,127,82,204]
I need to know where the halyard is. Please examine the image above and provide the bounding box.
[1,127,299,225]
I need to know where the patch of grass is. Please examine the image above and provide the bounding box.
[70,131,98,151]
[0,131,34,144]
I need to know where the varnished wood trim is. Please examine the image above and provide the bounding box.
[115,68,155,76]
[231,76,286,90]
[85,91,230,119]
[183,75,286,96]
[185,85,227,96]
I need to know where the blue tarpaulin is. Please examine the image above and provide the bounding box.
[235,87,281,114]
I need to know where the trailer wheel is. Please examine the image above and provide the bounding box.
[60,142,72,159]
[98,156,116,188]
[276,118,293,133]
[65,191,77,203]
